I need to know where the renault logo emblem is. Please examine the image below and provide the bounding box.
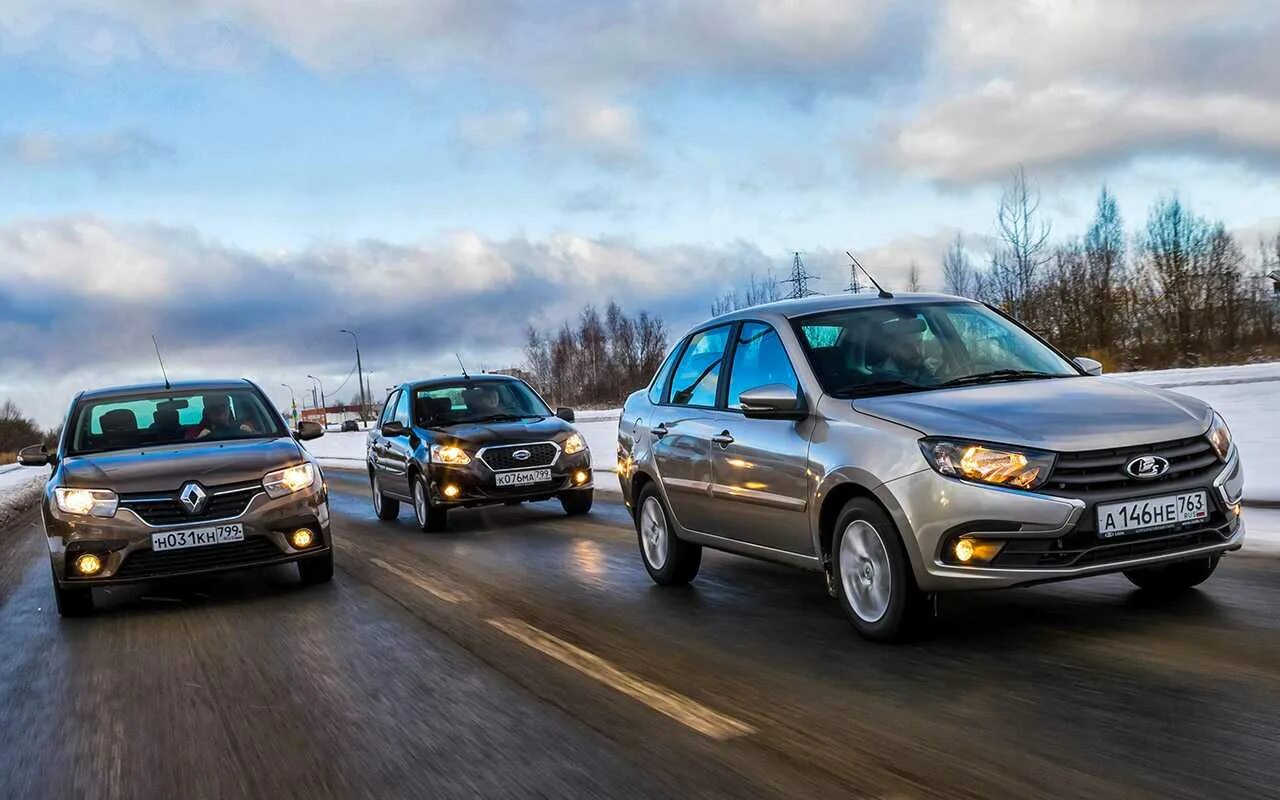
[512,449,532,461]
[179,482,209,514]
[1125,455,1170,480]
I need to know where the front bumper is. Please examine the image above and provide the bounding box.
[886,450,1245,592]
[425,450,593,508]
[44,483,331,587]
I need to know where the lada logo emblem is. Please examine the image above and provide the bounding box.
[512,449,532,461]
[179,482,209,514]
[1125,455,1170,480]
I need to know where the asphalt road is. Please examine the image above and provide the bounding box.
[1,471,1277,799]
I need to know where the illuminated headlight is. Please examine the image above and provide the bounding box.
[563,433,587,455]
[54,487,118,517]
[921,439,1055,490]
[1207,413,1233,460]
[430,444,471,466]
[263,463,316,498]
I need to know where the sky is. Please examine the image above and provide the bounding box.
[2,0,1280,425]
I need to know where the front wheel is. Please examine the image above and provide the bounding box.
[51,567,94,617]
[298,550,334,585]
[831,498,932,642]
[371,473,400,521]
[1124,556,1219,593]
[412,474,449,532]
[559,489,593,516]
[634,485,700,585]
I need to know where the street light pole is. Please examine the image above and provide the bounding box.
[307,374,326,426]
[281,383,297,427]
[340,329,368,428]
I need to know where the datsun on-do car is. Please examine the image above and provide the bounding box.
[17,380,333,616]
[617,293,1244,641]
[367,375,592,531]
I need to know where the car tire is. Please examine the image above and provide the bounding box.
[559,489,594,516]
[298,549,334,585]
[371,473,400,521]
[831,498,932,642]
[51,567,93,617]
[1123,555,1219,593]
[412,474,448,532]
[634,484,701,585]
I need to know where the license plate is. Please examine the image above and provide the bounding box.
[151,523,245,552]
[495,469,553,487]
[1096,491,1208,539]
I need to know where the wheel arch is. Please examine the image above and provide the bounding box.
[815,471,926,583]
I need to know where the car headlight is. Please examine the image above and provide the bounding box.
[1207,412,1233,460]
[430,444,471,466]
[563,433,587,455]
[921,439,1056,490]
[263,463,316,498]
[54,487,118,517]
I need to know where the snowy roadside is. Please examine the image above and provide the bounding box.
[0,464,46,530]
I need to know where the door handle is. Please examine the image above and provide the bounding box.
[651,423,670,439]
[712,430,734,447]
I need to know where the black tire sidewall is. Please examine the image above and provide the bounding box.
[634,485,699,585]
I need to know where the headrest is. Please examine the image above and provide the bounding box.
[100,408,138,433]
[416,396,451,418]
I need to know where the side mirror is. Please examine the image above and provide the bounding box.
[295,420,325,441]
[1073,356,1103,376]
[738,384,805,419]
[556,407,576,423]
[17,444,49,467]
[381,420,407,437]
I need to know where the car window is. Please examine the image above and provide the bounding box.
[379,391,399,426]
[69,388,285,455]
[668,325,731,407]
[393,388,412,426]
[413,380,551,425]
[647,345,683,404]
[727,322,799,409]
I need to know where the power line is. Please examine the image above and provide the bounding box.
[780,252,820,299]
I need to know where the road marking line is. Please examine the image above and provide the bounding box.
[369,558,468,604]
[487,617,756,741]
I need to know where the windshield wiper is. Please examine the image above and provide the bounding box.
[940,369,1059,388]
[466,413,538,423]
[830,379,930,399]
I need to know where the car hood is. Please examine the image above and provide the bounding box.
[428,416,575,446]
[59,437,306,493]
[852,377,1212,452]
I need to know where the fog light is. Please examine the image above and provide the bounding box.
[290,528,315,549]
[442,484,461,499]
[573,470,589,485]
[75,553,103,576]
[951,538,1004,565]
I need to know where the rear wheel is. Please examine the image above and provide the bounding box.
[559,489,594,516]
[831,498,932,642]
[297,549,334,585]
[51,567,93,617]
[371,473,400,521]
[412,474,449,532]
[634,485,701,585]
[1124,556,1219,593]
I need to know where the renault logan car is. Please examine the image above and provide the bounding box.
[17,379,334,616]
[367,374,592,531]
[617,294,1245,641]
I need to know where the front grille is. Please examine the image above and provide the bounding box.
[991,522,1232,569]
[114,537,284,580]
[479,442,558,471]
[1042,435,1221,498]
[119,482,261,526]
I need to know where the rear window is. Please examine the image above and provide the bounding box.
[69,388,286,455]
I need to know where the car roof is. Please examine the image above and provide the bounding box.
[703,292,975,327]
[405,374,522,390]
[77,379,257,402]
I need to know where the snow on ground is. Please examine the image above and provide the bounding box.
[0,464,45,530]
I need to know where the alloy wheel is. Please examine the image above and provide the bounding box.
[839,520,892,623]
[640,496,668,570]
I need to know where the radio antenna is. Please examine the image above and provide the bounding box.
[846,251,893,299]
[455,352,470,379]
[152,335,172,389]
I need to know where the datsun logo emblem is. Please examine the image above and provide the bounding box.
[512,449,532,461]
[1125,455,1170,480]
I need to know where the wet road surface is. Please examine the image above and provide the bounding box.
[1,470,1277,799]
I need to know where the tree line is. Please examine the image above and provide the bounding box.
[943,168,1279,370]
[0,400,47,459]
[522,302,669,407]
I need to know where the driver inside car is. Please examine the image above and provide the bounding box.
[189,396,257,440]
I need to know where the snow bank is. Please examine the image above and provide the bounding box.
[0,464,46,530]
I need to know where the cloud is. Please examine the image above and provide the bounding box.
[559,186,638,215]
[2,129,171,173]
[455,108,533,149]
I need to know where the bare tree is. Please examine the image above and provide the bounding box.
[1084,186,1125,349]
[994,166,1052,319]
[711,271,781,315]
[906,262,922,292]
[941,234,975,297]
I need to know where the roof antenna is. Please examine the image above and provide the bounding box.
[455,352,470,379]
[846,251,893,299]
[152,334,172,389]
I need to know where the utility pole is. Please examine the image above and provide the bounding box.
[281,383,298,427]
[845,261,864,294]
[340,329,368,427]
[781,252,820,299]
[307,374,326,426]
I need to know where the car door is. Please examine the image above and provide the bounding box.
[380,389,415,497]
[370,390,399,477]
[650,324,733,534]
[707,321,814,555]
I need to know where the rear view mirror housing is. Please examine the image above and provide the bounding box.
[1073,356,1103,376]
[380,420,407,437]
[17,443,50,467]
[738,384,806,420]
[295,420,325,441]
[556,407,576,423]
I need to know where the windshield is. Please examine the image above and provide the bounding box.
[69,388,287,455]
[413,380,552,426]
[793,302,1079,398]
